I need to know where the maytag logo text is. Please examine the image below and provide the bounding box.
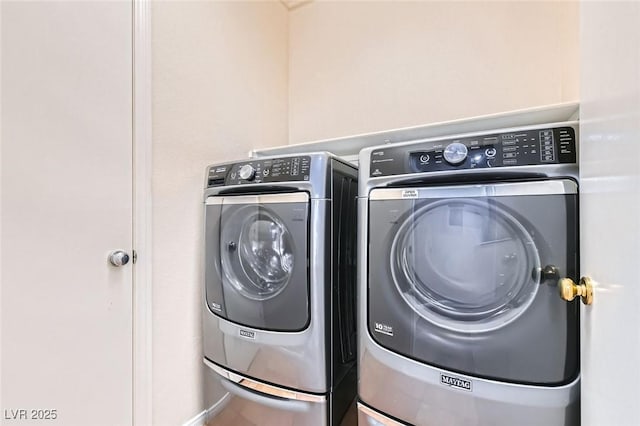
[440,374,472,392]
[239,329,255,339]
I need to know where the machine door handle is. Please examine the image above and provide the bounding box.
[558,276,594,305]
[108,250,130,267]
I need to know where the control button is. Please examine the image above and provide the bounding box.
[263,169,270,176]
[238,164,256,181]
[504,159,518,165]
[503,152,517,159]
[419,154,430,163]
[443,142,468,165]
[485,148,497,158]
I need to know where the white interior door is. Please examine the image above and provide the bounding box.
[580,2,640,425]
[1,2,134,425]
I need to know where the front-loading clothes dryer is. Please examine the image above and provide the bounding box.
[203,152,358,426]
[357,123,580,426]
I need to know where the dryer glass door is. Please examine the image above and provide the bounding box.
[392,197,540,332]
[205,192,310,331]
[367,180,579,385]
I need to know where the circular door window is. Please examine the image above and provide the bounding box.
[221,207,295,301]
[390,199,540,333]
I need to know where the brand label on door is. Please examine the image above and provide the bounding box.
[239,329,255,339]
[440,374,472,392]
[209,302,222,312]
[373,322,394,337]
[401,189,419,199]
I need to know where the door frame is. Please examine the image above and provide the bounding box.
[133,0,153,424]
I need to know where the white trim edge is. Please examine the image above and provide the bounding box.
[133,0,153,425]
[182,394,232,426]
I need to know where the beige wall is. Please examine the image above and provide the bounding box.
[152,1,288,424]
[289,1,579,144]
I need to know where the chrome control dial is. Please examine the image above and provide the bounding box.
[443,142,468,165]
[238,164,256,181]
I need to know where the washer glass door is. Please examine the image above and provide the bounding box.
[221,206,295,301]
[205,192,310,331]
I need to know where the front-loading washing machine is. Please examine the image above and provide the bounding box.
[203,152,358,425]
[357,122,580,425]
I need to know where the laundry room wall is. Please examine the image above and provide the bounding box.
[151,1,288,424]
[288,1,579,144]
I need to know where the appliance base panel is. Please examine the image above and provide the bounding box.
[358,346,579,426]
[206,360,356,426]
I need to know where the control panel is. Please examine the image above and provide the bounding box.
[369,126,576,177]
[207,156,311,187]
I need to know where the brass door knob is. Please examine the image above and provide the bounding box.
[558,277,594,305]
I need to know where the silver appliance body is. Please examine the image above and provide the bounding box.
[203,152,358,425]
[357,122,580,425]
